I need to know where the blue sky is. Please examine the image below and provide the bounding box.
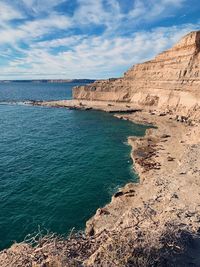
[0,0,200,80]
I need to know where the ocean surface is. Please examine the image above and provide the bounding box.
[0,82,148,250]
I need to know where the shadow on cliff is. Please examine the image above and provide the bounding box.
[126,228,200,267]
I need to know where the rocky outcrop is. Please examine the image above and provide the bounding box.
[73,31,200,121]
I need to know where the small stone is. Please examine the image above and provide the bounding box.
[167,156,175,161]
[180,171,187,175]
[161,134,171,138]
[114,191,124,198]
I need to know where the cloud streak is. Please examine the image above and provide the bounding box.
[0,2,23,21]
[0,0,199,79]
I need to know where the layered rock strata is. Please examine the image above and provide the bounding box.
[73,31,200,121]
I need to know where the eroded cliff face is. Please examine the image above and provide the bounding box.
[73,31,200,121]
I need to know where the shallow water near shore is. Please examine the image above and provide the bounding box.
[0,82,148,250]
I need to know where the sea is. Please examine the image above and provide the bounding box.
[0,82,148,250]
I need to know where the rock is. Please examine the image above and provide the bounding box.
[180,171,187,175]
[167,156,175,161]
[176,115,189,123]
[161,134,171,138]
[172,193,179,199]
[96,208,110,216]
[87,225,95,236]
[159,112,167,117]
[114,191,124,198]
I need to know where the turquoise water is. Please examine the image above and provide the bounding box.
[0,82,148,250]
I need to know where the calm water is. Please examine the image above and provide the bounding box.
[0,82,148,250]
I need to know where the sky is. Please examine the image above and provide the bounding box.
[0,0,200,80]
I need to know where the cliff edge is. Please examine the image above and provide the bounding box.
[73,31,200,121]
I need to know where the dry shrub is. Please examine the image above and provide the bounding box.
[126,223,198,267]
[87,221,200,267]
[0,229,101,267]
[0,223,199,267]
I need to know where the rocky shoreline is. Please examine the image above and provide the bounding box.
[41,99,200,259]
[87,105,200,265]
[1,99,200,266]
[34,99,200,236]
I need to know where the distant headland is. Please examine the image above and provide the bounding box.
[0,79,96,84]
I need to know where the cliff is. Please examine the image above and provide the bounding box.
[73,31,200,121]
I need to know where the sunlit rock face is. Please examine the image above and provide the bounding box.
[73,31,200,121]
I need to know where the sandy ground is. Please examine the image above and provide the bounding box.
[29,99,141,112]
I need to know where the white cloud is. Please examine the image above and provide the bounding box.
[19,14,71,38]
[74,0,121,27]
[1,23,199,79]
[0,0,187,47]
[0,13,71,46]
[34,36,86,49]
[21,0,66,14]
[0,0,198,80]
[128,0,186,21]
[0,2,23,21]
